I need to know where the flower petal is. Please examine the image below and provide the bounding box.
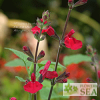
[43,26,55,36]
[31,26,40,34]
[64,37,82,50]
[23,81,43,93]
[45,71,58,79]
[39,61,51,80]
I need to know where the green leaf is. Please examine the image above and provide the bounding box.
[5,48,29,62]
[15,76,26,82]
[5,59,32,67]
[63,54,91,66]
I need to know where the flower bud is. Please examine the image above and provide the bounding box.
[55,71,70,84]
[56,78,67,83]
[23,46,34,58]
[37,50,45,61]
[27,57,33,62]
[10,97,17,100]
[42,10,50,21]
[65,72,70,77]
[74,0,88,7]
[25,79,30,84]
[23,46,28,51]
[86,78,91,82]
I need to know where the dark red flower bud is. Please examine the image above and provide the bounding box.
[86,78,91,82]
[37,50,45,61]
[74,0,88,7]
[23,46,28,51]
[10,97,17,100]
[56,78,67,83]
[25,79,30,84]
[62,79,67,83]
[40,50,45,56]
[65,72,70,77]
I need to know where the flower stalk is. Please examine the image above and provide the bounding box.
[48,8,72,100]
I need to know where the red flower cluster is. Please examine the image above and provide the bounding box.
[39,61,58,80]
[64,29,82,50]
[31,19,55,36]
[23,73,43,93]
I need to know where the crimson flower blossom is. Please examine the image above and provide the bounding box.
[23,73,43,93]
[10,97,17,100]
[31,18,55,36]
[64,29,82,50]
[39,61,58,80]
[31,26,55,36]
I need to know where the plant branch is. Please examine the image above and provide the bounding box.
[61,9,72,40]
[48,8,72,100]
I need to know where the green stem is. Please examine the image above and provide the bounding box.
[48,8,72,100]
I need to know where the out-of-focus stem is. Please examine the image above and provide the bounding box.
[61,9,72,40]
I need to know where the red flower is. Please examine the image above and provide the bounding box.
[10,97,17,100]
[64,29,82,50]
[42,26,55,36]
[39,61,58,80]
[31,26,55,36]
[31,26,41,34]
[98,70,100,78]
[23,73,43,93]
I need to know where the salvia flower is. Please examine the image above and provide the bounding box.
[31,25,55,36]
[23,73,43,93]
[10,97,17,100]
[64,29,82,50]
[39,61,58,80]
